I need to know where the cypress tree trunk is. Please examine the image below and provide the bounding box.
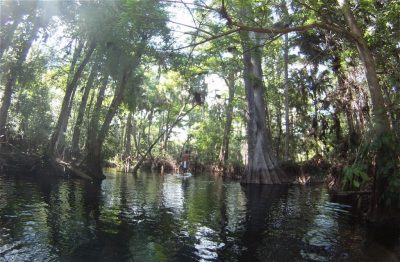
[240,32,288,184]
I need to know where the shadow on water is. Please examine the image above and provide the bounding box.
[0,171,399,261]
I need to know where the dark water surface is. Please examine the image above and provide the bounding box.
[0,170,399,261]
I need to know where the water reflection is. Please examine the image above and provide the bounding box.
[0,171,399,261]
[239,185,288,261]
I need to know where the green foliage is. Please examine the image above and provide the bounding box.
[343,131,400,204]
[343,163,368,189]
[104,122,123,160]
[190,110,224,163]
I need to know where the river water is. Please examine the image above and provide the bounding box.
[0,170,399,261]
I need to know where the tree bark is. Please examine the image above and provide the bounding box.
[240,32,288,184]
[71,63,99,158]
[47,42,95,157]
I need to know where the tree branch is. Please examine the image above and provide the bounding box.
[169,28,240,51]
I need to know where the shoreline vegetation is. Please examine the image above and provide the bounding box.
[1,144,398,231]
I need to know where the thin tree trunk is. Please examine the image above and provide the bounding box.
[71,63,99,158]
[332,110,342,143]
[147,107,154,148]
[0,19,40,137]
[48,42,95,157]
[284,32,290,161]
[122,112,133,173]
[83,76,108,176]
[97,70,130,148]
[219,72,235,174]
[313,91,319,155]
[240,32,288,184]
[85,79,128,178]
[80,88,96,152]
[86,67,132,177]
[84,42,145,179]
[160,109,170,153]
[132,117,139,158]
[159,110,170,174]
[124,112,133,157]
[67,41,85,87]
[339,0,390,134]
[86,76,108,151]
[276,105,282,160]
[58,42,85,148]
[56,42,84,157]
